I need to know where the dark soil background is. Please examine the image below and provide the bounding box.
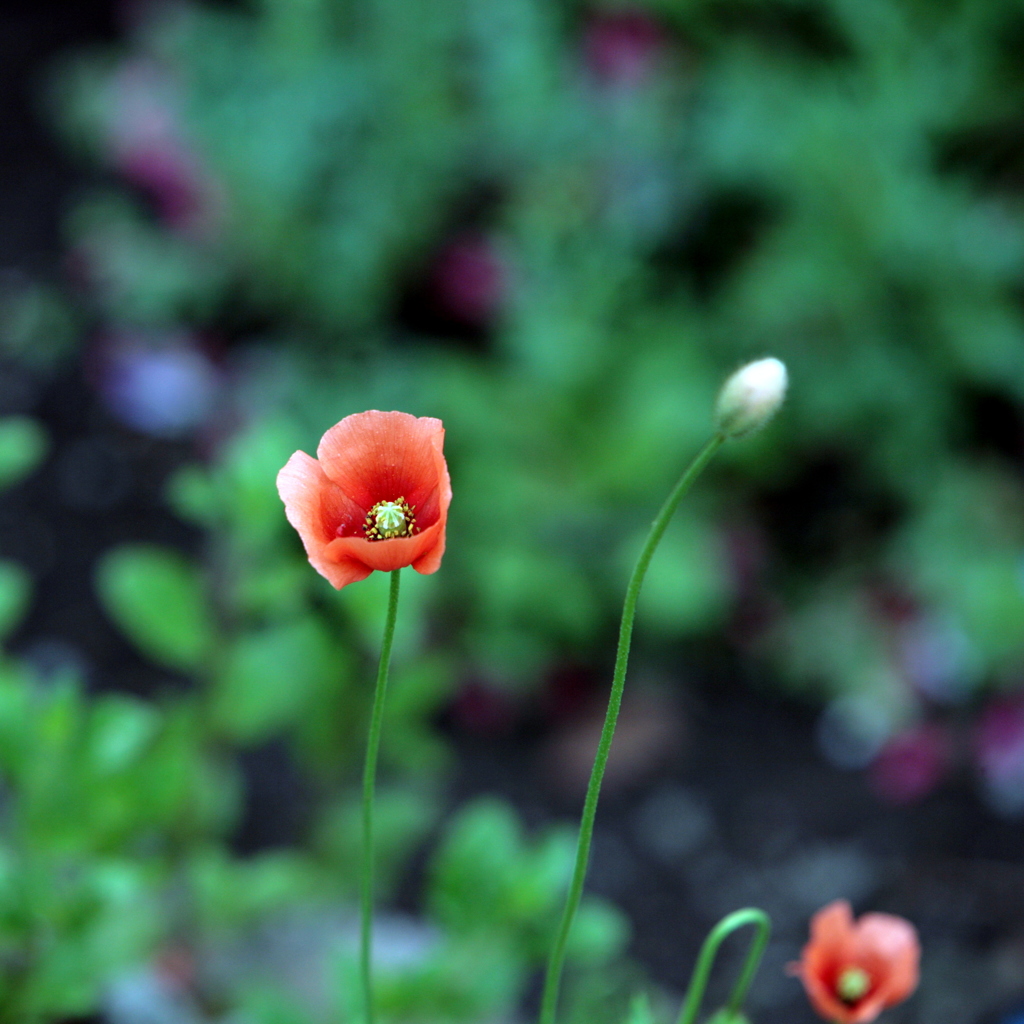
[441,665,1024,1024]
[0,0,118,274]
[4,4,1024,1024]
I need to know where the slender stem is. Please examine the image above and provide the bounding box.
[538,433,726,1024]
[675,908,771,1024]
[360,568,402,1024]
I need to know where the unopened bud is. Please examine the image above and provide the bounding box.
[714,357,788,438]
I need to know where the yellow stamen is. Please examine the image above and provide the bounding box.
[364,497,417,541]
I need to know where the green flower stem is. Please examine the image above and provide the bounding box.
[675,908,771,1024]
[360,568,402,1024]
[538,432,727,1024]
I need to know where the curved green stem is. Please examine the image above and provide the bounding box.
[538,433,726,1024]
[360,568,402,1024]
[675,908,771,1024]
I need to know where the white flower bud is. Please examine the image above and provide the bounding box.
[714,357,788,438]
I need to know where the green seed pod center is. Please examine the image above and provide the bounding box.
[836,966,871,1004]
[365,498,416,540]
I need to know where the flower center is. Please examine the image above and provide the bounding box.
[364,497,416,541]
[836,966,871,1004]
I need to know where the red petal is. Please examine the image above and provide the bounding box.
[317,411,446,526]
[797,902,860,1023]
[810,900,855,948]
[277,450,371,588]
[793,902,919,1024]
[280,411,451,586]
[325,517,446,575]
[855,914,920,1007]
[803,900,855,978]
[801,970,858,1024]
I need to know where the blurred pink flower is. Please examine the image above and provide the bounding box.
[451,680,520,736]
[105,59,222,238]
[974,696,1024,815]
[429,233,507,325]
[868,723,950,804]
[119,145,215,234]
[583,10,665,86]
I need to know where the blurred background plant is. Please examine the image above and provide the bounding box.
[4,0,1024,1020]
[48,0,1024,805]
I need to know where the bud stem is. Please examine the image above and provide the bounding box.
[675,908,772,1024]
[538,432,726,1024]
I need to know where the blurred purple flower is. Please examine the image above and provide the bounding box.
[119,144,215,234]
[450,679,520,736]
[429,233,507,325]
[94,332,221,438]
[105,59,222,238]
[868,722,950,804]
[583,9,665,87]
[974,696,1024,815]
[897,612,978,705]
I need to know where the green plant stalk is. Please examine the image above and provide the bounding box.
[538,432,727,1024]
[675,908,771,1024]
[360,568,402,1024]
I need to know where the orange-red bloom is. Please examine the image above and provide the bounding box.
[789,901,919,1024]
[277,410,451,589]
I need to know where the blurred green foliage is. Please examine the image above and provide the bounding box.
[5,0,1024,1017]
[0,418,47,495]
[0,658,226,1020]
[96,545,214,673]
[352,798,628,1024]
[50,0,1024,725]
[0,570,627,1022]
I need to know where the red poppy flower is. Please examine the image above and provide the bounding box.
[277,410,451,589]
[789,901,919,1024]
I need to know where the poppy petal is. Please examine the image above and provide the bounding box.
[277,451,371,588]
[325,517,446,574]
[810,900,855,948]
[793,901,919,1024]
[317,411,446,521]
[801,970,857,1024]
[280,411,450,588]
[411,522,447,574]
[856,914,920,1005]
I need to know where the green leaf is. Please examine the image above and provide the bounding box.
[569,897,630,965]
[165,464,218,527]
[211,617,337,742]
[428,799,524,932]
[88,698,159,775]
[381,655,456,775]
[189,848,324,931]
[622,994,657,1024]
[95,545,213,671]
[0,561,30,639]
[316,787,438,899]
[235,986,318,1024]
[0,417,47,491]
[0,279,77,368]
[429,798,581,946]
[705,1011,750,1024]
